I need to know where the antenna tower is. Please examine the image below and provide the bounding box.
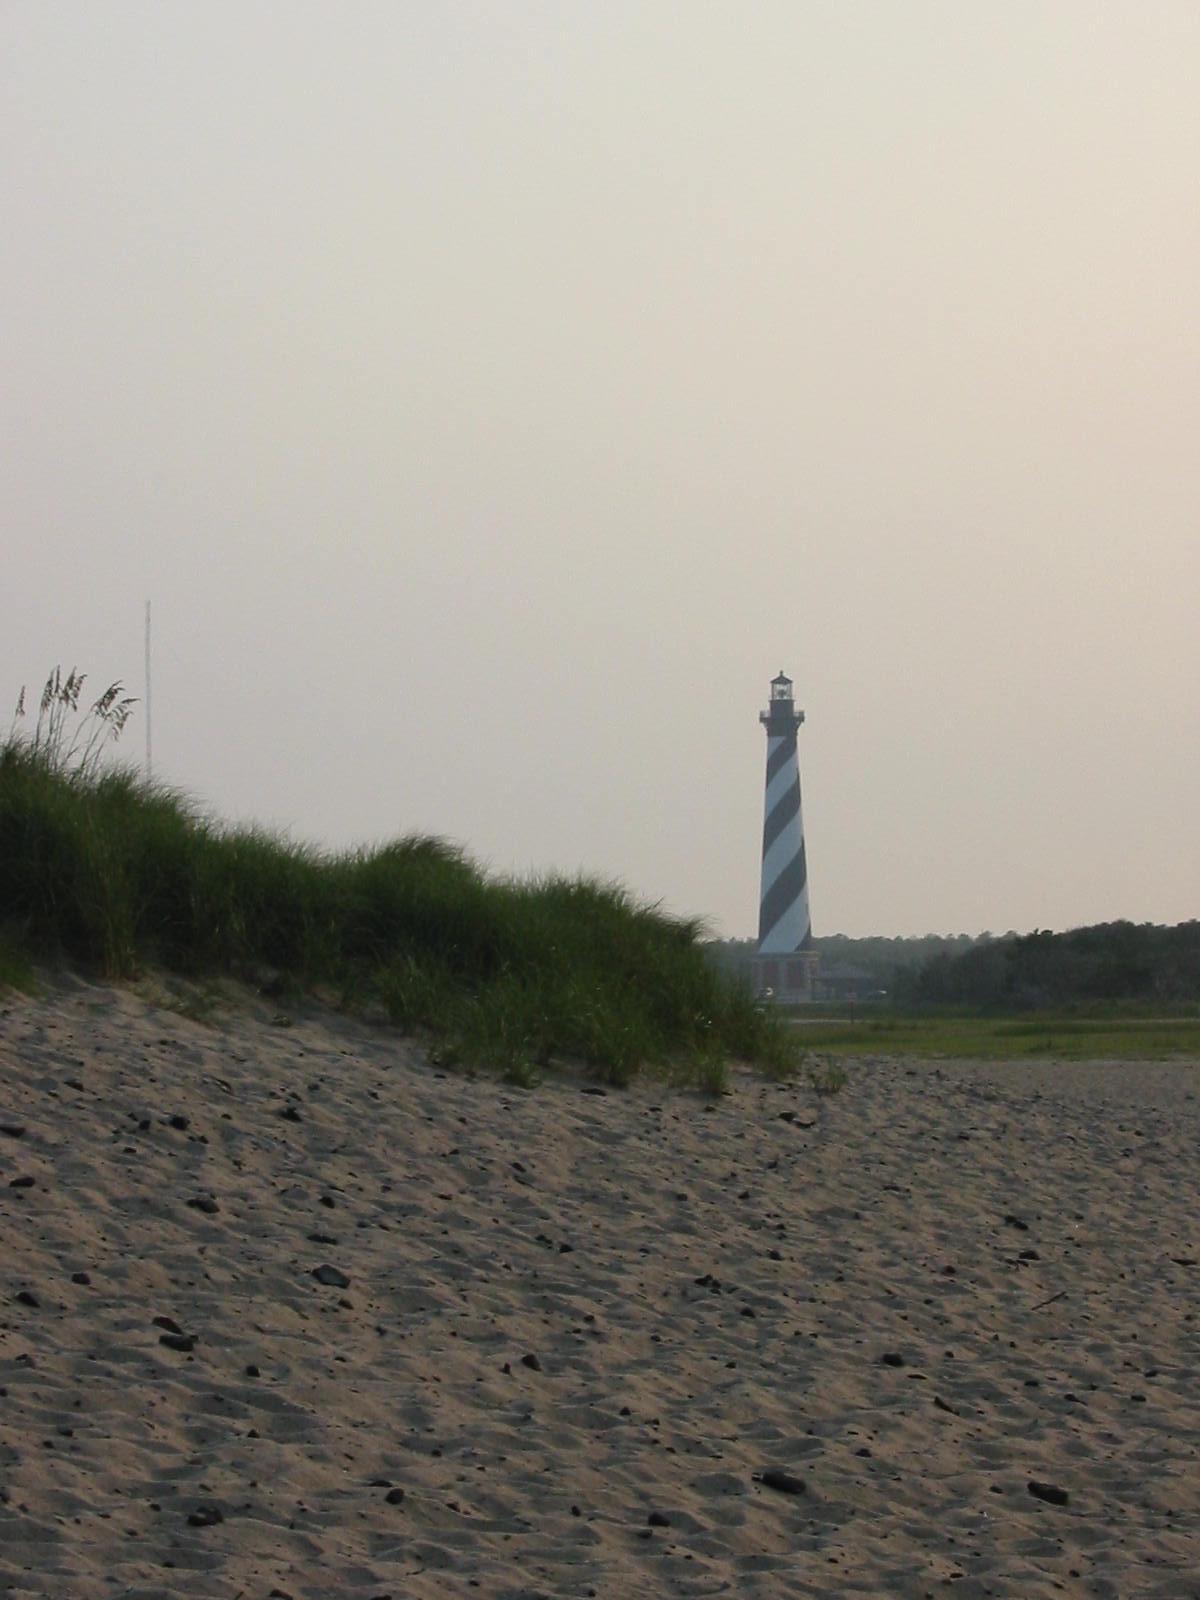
[144,600,153,781]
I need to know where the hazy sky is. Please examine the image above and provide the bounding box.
[4,2,1197,938]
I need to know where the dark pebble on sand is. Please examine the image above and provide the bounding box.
[520,1352,542,1371]
[759,1468,806,1496]
[313,1264,351,1288]
[647,1511,671,1527]
[1004,1214,1030,1231]
[186,1196,220,1215]
[159,1333,196,1352]
[880,1352,905,1367]
[1028,1480,1069,1505]
[15,1290,39,1308]
[9,1175,35,1189]
[279,1105,302,1122]
[385,1487,406,1505]
[0,1123,26,1139]
[168,1114,189,1130]
[153,1315,185,1334]
[71,1272,91,1285]
[186,1503,224,1527]
[245,1364,261,1377]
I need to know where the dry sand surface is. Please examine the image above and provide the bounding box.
[2,976,1199,1600]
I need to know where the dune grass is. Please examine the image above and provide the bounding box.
[0,683,793,1087]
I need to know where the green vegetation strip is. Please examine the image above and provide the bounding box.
[0,711,793,1088]
[786,1013,1200,1061]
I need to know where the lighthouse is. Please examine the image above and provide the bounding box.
[755,671,818,1001]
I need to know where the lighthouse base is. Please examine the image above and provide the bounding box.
[753,950,820,1004]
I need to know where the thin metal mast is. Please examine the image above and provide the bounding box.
[144,600,152,781]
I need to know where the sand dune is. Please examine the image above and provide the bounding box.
[2,975,1198,1599]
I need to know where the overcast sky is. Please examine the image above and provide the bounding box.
[3,2,1197,938]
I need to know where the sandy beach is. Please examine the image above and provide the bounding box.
[2,975,1198,1600]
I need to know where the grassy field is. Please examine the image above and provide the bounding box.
[0,672,794,1089]
[786,1011,1200,1061]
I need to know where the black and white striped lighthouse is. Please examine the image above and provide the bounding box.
[755,671,817,999]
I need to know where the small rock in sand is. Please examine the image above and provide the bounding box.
[159,1333,196,1353]
[759,1468,806,1496]
[313,1264,351,1288]
[1028,1480,1070,1506]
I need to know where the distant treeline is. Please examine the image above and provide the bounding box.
[707,922,1200,1009]
[895,921,1200,1008]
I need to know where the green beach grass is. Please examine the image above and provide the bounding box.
[785,1011,1200,1061]
[0,672,793,1088]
